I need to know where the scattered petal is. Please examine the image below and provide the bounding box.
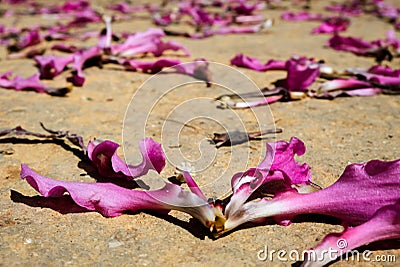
[302,200,400,267]
[20,164,215,227]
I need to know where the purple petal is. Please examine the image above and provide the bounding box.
[34,54,75,79]
[303,200,400,267]
[110,57,182,73]
[20,164,215,227]
[107,2,149,14]
[311,17,350,34]
[224,158,400,233]
[230,54,286,72]
[225,137,311,218]
[12,29,41,51]
[87,138,166,179]
[111,28,189,57]
[368,75,400,87]
[284,56,320,91]
[0,71,47,93]
[172,59,212,85]
[312,75,379,98]
[367,65,400,77]
[231,2,265,15]
[326,34,378,55]
[235,15,265,24]
[325,3,363,16]
[375,1,399,21]
[182,172,207,201]
[319,78,372,92]
[68,46,102,86]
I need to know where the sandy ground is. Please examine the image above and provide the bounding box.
[0,1,399,266]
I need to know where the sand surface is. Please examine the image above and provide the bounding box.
[0,1,399,266]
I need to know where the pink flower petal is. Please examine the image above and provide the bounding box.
[283,56,320,91]
[311,17,350,34]
[111,28,190,57]
[225,137,312,218]
[34,54,75,79]
[20,164,215,227]
[224,157,400,233]
[230,54,286,72]
[87,138,166,179]
[303,200,400,267]
[0,71,46,93]
[67,46,102,86]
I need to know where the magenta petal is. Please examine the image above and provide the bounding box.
[182,172,207,201]
[20,164,215,226]
[225,158,400,232]
[0,71,48,93]
[172,59,212,84]
[34,54,75,79]
[316,78,382,98]
[225,137,311,217]
[367,65,400,77]
[118,58,182,73]
[311,17,350,34]
[14,30,41,51]
[319,78,372,92]
[87,138,166,179]
[303,200,400,267]
[68,46,102,86]
[368,75,400,86]
[230,54,285,72]
[111,28,189,57]
[284,57,320,91]
[327,34,377,55]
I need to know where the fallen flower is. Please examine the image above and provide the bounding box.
[110,28,190,57]
[223,157,400,234]
[230,54,285,72]
[314,78,381,98]
[20,164,215,227]
[34,54,75,79]
[0,71,70,96]
[224,137,312,219]
[324,1,363,16]
[230,55,321,91]
[172,58,212,86]
[108,57,182,74]
[311,17,350,34]
[86,138,166,179]
[302,200,400,267]
[327,34,393,62]
[7,29,41,52]
[67,46,102,86]
[280,56,321,92]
